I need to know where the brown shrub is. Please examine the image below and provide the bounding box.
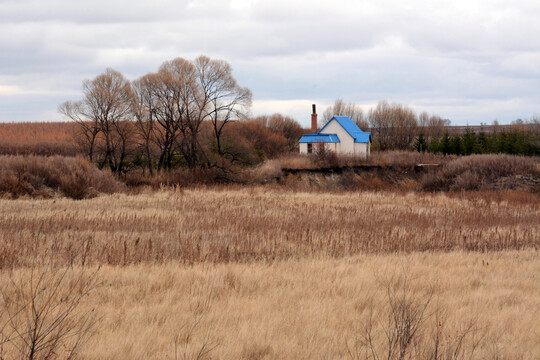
[0,155,123,199]
[123,167,226,188]
[422,154,540,192]
[239,160,282,184]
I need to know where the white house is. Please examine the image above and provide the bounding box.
[299,105,372,157]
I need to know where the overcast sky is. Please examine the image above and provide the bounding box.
[1,0,539,127]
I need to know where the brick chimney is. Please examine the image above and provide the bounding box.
[311,104,317,133]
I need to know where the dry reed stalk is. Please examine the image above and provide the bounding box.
[0,188,538,268]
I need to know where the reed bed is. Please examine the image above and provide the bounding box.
[0,188,538,268]
[1,251,538,359]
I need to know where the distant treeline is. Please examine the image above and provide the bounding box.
[417,126,540,156]
[1,88,538,173]
[324,99,540,156]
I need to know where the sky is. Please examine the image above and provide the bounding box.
[1,0,540,127]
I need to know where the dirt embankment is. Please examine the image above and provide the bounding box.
[278,156,540,193]
[278,164,425,191]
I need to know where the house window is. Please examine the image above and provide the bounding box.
[307,143,313,153]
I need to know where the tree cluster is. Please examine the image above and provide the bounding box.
[59,56,262,174]
[323,100,450,151]
[323,99,539,156]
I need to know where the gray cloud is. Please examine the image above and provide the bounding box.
[0,0,539,125]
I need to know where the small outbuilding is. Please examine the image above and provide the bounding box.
[299,105,372,157]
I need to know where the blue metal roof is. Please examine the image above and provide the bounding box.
[319,116,372,143]
[354,132,372,143]
[299,133,340,143]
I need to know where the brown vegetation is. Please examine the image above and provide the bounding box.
[0,263,99,359]
[0,152,538,198]
[0,155,123,199]
[0,122,79,157]
[0,187,538,358]
[0,188,537,269]
[1,66,539,360]
[274,152,539,193]
[421,154,540,192]
[0,122,77,143]
[0,252,538,359]
[275,151,451,171]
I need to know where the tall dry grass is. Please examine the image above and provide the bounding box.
[1,251,537,359]
[0,122,77,143]
[0,188,538,358]
[0,188,537,268]
[0,122,80,157]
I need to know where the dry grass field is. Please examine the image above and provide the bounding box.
[0,188,538,268]
[0,188,538,359]
[0,122,79,157]
[0,122,76,144]
[0,252,538,359]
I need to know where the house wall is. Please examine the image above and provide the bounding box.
[299,142,335,154]
[319,119,355,153]
[353,142,370,158]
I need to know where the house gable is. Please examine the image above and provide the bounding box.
[298,114,371,157]
[319,116,372,143]
[319,118,354,142]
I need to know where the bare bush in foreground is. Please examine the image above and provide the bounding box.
[173,279,219,360]
[347,275,484,360]
[0,261,99,359]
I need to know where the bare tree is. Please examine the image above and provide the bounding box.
[147,56,252,169]
[323,99,369,131]
[418,111,429,129]
[132,73,161,174]
[426,115,446,140]
[163,58,203,169]
[368,101,418,150]
[58,102,100,162]
[193,56,252,159]
[59,69,135,172]
[529,115,540,134]
[63,56,251,172]
[144,59,194,170]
